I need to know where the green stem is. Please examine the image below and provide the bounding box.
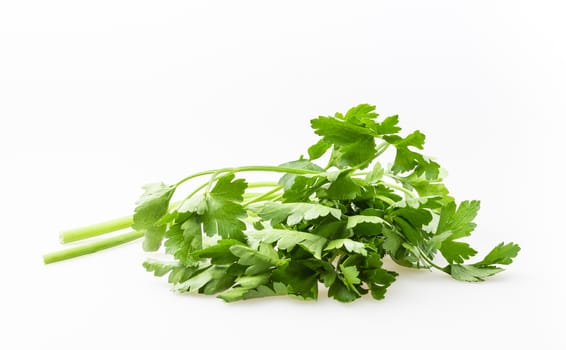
[417,248,445,271]
[247,182,280,188]
[379,181,416,198]
[59,215,134,244]
[374,141,390,158]
[243,186,283,206]
[48,169,316,262]
[243,192,282,204]
[174,169,220,187]
[268,193,282,202]
[59,181,282,245]
[205,170,223,193]
[375,195,396,206]
[185,182,208,200]
[44,231,144,264]
[396,229,444,271]
[45,187,286,264]
[175,165,322,187]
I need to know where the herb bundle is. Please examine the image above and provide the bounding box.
[44,104,519,302]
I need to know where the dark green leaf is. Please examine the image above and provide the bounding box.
[328,278,359,302]
[272,261,318,300]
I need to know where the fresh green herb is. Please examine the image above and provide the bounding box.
[44,104,520,302]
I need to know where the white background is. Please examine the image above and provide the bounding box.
[1,1,564,349]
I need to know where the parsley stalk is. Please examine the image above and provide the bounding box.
[59,215,134,243]
[243,186,283,206]
[378,181,416,198]
[48,178,286,262]
[374,141,390,158]
[44,230,144,264]
[57,167,310,245]
[45,184,283,263]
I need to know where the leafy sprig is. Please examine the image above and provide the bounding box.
[44,104,520,303]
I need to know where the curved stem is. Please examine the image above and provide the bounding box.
[185,182,208,201]
[243,186,283,206]
[375,195,395,206]
[44,231,144,264]
[417,248,445,271]
[379,181,416,198]
[205,170,223,192]
[174,169,219,187]
[374,141,390,158]
[175,165,322,187]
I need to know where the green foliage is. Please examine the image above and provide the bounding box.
[135,104,519,302]
[51,103,520,303]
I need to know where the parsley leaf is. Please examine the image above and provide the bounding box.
[384,131,440,179]
[229,244,283,275]
[164,216,202,266]
[325,239,367,256]
[375,115,401,135]
[434,200,481,263]
[178,174,248,241]
[133,182,175,251]
[447,264,504,282]
[142,259,179,277]
[249,229,327,259]
[175,265,228,293]
[281,174,327,202]
[438,241,478,265]
[360,253,398,300]
[474,242,521,266]
[259,202,341,226]
[319,170,362,200]
[307,139,331,160]
[310,105,379,169]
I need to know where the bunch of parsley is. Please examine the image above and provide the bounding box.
[44,104,519,302]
